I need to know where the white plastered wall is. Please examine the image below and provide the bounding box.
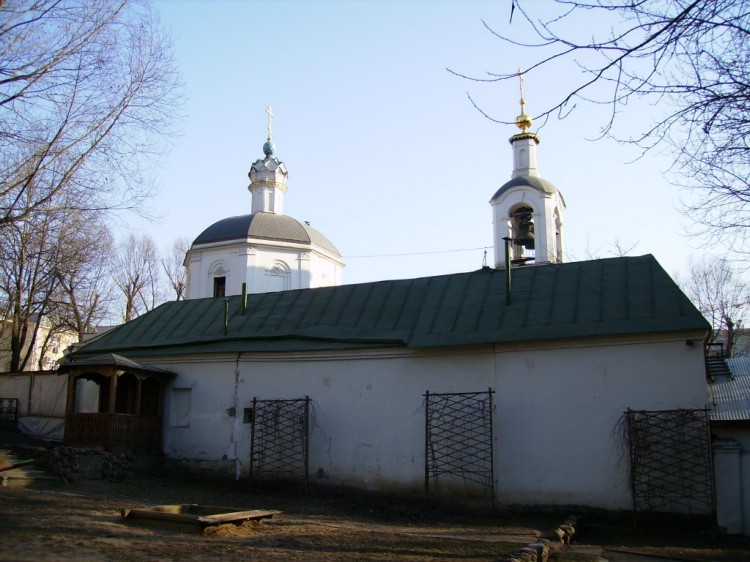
[185,242,342,298]
[152,334,707,509]
[492,338,707,507]
[309,252,343,287]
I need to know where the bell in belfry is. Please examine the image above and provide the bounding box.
[513,207,535,250]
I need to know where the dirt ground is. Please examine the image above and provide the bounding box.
[2,471,750,562]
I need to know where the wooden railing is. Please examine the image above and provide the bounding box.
[65,413,162,452]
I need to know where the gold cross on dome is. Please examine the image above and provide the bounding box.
[515,68,533,132]
[266,105,274,140]
[518,68,526,115]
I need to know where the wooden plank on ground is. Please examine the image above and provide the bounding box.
[121,505,282,527]
[197,510,281,525]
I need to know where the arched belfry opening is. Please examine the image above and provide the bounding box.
[509,205,536,265]
[59,354,175,452]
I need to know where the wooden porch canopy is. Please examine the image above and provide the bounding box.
[58,354,176,452]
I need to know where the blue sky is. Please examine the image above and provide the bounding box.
[140,0,715,285]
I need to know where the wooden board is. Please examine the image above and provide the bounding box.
[121,504,281,527]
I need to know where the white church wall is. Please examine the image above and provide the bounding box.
[152,334,706,509]
[159,350,494,487]
[309,252,342,288]
[248,248,305,294]
[185,244,341,298]
[161,358,238,470]
[492,337,707,509]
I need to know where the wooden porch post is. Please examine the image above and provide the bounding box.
[135,377,143,415]
[65,372,77,415]
[108,370,119,413]
[63,372,77,442]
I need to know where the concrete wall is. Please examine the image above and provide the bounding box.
[150,334,707,510]
[0,371,67,440]
[0,371,67,418]
[713,428,750,536]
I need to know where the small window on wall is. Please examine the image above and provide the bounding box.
[213,276,226,297]
[171,388,191,428]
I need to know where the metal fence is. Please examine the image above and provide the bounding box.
[249,397,310,491]
[625,408,715,520]
[425,389,495,503]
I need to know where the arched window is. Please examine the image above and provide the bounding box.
[209,261,229,297]
[266,260,290,292]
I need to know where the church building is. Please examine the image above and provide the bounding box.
[184,108,343,299]
[57,100,712,515]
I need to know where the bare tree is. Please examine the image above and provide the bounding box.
[112,233,162,322]
[681,257,749,357]
[453,1,750,248]
[0,208,61,371]
[162,236,189,301]
[0,193,119,370]
[52,212,115,341]
[581,237,640,261]
[0,0,182,226]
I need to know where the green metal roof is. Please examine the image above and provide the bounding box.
[74,255,709,358]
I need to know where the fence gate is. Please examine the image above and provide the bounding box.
[625,408,715,520]
[249,397,310,491]
[0,398,18,424]
[425,389,494,503]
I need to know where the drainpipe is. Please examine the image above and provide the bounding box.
[231,352,242,480]
[503,237,512,305]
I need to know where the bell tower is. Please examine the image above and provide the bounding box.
[490,72,565,268]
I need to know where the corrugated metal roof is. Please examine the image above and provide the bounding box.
[709,357,750,422]
[72,255,709,359]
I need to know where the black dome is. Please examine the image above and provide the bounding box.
[491,175,560,201]
[192,212,340,257]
